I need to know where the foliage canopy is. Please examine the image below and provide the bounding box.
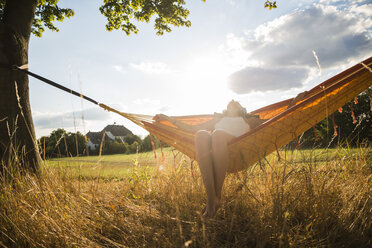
[0,0,74,37]
[0,0,200,37]
[99,0,197,35]
[0,0,277,37]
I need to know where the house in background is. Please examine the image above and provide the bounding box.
[102,125,132,142]
[86,124,133,151]
[86,131,103,151]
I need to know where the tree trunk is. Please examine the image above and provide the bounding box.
[0,0,41,172]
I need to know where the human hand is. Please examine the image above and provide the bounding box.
[289,91,308,107]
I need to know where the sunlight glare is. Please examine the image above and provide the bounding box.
[177,54,235,114]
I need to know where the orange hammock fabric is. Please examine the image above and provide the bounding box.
[100,56,372,173]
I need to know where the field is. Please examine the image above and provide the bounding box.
[0,147,371,247]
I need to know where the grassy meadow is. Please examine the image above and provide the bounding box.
[0,146,371,247]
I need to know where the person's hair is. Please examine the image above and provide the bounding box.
[223,100,245,116]
[223,100,259,119]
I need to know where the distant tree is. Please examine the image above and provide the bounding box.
[142,135,160,152]
[103,141,127,155]
[142,134,169,152]
[127,141,140,154]
[38,128,86,158]
[124,134,142,146]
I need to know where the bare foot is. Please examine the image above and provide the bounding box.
[202,205,215,218]
[201,198,221,218]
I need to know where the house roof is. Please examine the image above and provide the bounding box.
[102,125,133,137]
[86,131,104,144]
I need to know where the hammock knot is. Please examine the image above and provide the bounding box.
[361,62,372,73]
[98,103,112,112]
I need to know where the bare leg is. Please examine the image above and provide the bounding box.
[195,130,216,217]
[211,130,234,208]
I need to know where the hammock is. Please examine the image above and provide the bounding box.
[100,57,372,172]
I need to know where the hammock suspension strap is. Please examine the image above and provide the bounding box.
[0,63,154,128]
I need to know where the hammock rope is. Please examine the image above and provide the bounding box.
[1,56,371,173]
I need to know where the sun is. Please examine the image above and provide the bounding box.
[177,54,236,111]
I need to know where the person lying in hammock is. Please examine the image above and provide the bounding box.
[153,100,266,217]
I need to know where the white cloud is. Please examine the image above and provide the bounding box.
[113,65,124,72]
[249,4,372,68]
[130,61,171,75]
[34,107,111,129]
[229,66,309,93]
[226,2,372,94]
[350,3,372,15]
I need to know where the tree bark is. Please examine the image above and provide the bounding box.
[0,0,41,172]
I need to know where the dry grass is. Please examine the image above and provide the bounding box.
[0,147,371,247]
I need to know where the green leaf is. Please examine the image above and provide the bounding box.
[31,0,74,37]
[100,0,197,36]
[264,0,277,10]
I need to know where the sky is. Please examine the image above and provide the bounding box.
[28,0,372,138]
